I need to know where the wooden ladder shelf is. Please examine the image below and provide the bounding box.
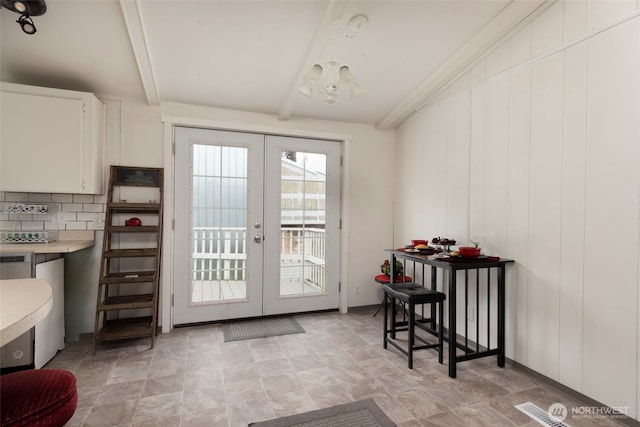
[93,165,163,354]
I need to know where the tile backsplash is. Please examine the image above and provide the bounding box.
[0,192,106,232]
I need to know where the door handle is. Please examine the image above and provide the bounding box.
[254,235,262,243]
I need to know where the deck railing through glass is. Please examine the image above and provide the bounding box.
[191,227,326,302]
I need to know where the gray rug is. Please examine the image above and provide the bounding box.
[223,316,305,342]
[249,399,396,427]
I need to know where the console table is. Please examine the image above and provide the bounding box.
[387,249,513,378]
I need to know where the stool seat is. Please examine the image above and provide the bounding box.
[1,369,78,427]
[382,283,446,304]
[382,283,445,369]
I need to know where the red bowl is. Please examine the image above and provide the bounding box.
[411,239,428,247]
[459,246,481,258]
[125,217,142,227]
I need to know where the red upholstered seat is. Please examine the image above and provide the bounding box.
[375,274,412,284]
[0,369,77,427]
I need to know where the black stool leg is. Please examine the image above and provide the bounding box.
[408,302,415,369]
[383,293,388,349]
[390,296,397,339]
[438,300,444,364]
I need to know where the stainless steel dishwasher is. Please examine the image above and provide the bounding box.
[0,252,35,371]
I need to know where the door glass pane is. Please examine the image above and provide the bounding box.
[191,144,248,304]
[279,151,327,296]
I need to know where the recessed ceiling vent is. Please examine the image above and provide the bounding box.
[0,0,46,35]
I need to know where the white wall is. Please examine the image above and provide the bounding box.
[395,0,640,419]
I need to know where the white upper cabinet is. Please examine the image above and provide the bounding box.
[0,82,105,194]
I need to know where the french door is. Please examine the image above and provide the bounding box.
[173,127,340,325]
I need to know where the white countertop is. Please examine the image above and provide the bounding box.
[0,230,95,254]
[0,278,53,346]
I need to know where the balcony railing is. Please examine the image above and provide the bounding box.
[191,227,326,294]
[192,227,246,281]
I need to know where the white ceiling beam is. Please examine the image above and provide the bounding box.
[278,0,345,121]
[375,0,550,130]
[119,0,161,106]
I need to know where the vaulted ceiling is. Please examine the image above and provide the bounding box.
[0,0,547,129]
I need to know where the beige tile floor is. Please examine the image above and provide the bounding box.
[47,308,627,427]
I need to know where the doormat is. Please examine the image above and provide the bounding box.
[249,399,396,427]
[223,316,305,342]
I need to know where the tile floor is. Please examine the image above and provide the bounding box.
[47,308,627,427]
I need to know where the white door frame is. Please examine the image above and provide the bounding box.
[173,127,266,324]
[160,115,352,332]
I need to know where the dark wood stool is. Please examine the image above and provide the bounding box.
[372,274,412,317]
[382,283,445,369]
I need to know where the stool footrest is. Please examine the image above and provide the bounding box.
[391,317,435,328]
[385,338,410,357]
[413,334,439,348]
[385,335,441,352]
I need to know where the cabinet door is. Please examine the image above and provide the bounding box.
[0,85,104,193]
[1,91,90,193]
[34,258,65,368]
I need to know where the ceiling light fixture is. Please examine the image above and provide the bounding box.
[12,1,28,13]
[298,15,367,104]
[17,13,36,34]
[0,0,46,35]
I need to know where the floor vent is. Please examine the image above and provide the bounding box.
[515,402,571,427]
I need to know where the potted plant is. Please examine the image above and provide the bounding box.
[380,260,404,278]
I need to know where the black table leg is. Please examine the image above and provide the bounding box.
[448,269,457,378]
[431,266,437,330]
[497,265,505,368]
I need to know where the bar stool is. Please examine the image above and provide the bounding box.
[372,274,412,317]
[382,283,445,369]
[0,369,78,426]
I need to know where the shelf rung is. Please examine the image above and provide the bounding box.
[100,272,156,284]
[107,225,160,233]
[108,203,161,212]
[104,249,158,258]
[98,294,155,311]
[97,317,154,341]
